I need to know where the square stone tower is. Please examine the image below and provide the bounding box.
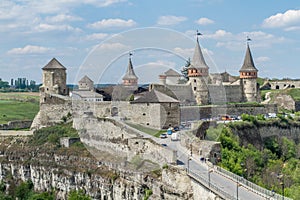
[40,58,68,95]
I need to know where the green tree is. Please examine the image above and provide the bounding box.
[28,191,55,200]
[280,137,296,161]
[68,190,91,200]
[181,58,190,82]
[15,180,34,200]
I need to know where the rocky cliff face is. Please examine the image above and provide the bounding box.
[229,120,300,149]
[0,136,194,199]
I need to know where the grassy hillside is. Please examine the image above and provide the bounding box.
[287,88,300,101]
[0,92,39,124]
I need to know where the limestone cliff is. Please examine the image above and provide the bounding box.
[0,135,194,199]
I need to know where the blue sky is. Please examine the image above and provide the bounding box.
[1,0,300,84]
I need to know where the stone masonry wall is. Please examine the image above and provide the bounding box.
[180,104,278,122]
[73,115,176,167]
[0,120,32,130]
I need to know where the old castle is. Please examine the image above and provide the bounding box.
[31,36,275,131]
[151,36,260,105]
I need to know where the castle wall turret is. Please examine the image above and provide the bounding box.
[239,44,259,102]
[187,36,209,105]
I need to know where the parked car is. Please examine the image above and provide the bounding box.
[160,133,167,139]
[171,132,179,141]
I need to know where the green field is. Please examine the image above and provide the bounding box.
[0,92,39,124]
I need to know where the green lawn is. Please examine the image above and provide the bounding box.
[0,92,39,102]
[0,93,39,124]
[287,88,300,101]
[125,122,166,137]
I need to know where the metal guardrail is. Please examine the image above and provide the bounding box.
[188,170,236,200]
[215,166,292,200]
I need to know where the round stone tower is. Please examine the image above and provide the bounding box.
[40,58,68,96]
[187,36,209,105]
[239,44,259,102]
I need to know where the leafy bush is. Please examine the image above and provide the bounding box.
[217,124,300,198]
[30,123,78,146]
[68,190,91,200]
[143,189,152,200]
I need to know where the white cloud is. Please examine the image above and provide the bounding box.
[86,0,127,7]
[33,23,82,32]
[157,15,187,26]
[7,45,53,55]
[284,26,300,31]
[97,42,129,50]
[0,1,24,20]
[173,47,194,58]
[213,30,286,50]
[88,18,136,29]
[262,9,300,28]
[85,33,109,41]
[45,14,82,23]
[196,17,214,25]
[256,56,270,62]
[205,29,233,39]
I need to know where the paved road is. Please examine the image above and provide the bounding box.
[114,118,280,200]
[159,136,269,200]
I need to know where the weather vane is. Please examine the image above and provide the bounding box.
[196,30,202,40]
[246,36,252,44]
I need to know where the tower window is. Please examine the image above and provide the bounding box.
[194,79,196,83]
[194,87,197,91]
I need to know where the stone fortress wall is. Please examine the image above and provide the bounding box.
[0,120,32,130]
[32,97,180,130]
[180,104,277,122]
[269,80,300,90]
[208,84,243,104]
[73,113,177,167]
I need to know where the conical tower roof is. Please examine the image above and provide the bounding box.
[122,57,138,80]
[42,58,66,70]
[239,44,258,72]
[190,38,209,69]
[79,75,93,83]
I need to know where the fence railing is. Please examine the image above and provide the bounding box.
[188,169,236,200]
[214,166,292,200]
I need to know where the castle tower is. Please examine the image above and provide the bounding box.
[122,54,138,89]
[239,43,259,102]
[187,34,209,105]
[78,75,94,91]
[40,58,68,96]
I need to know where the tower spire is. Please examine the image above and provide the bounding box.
[239,42,257,73]
[190,31,209,69]
[122,52,138,87]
